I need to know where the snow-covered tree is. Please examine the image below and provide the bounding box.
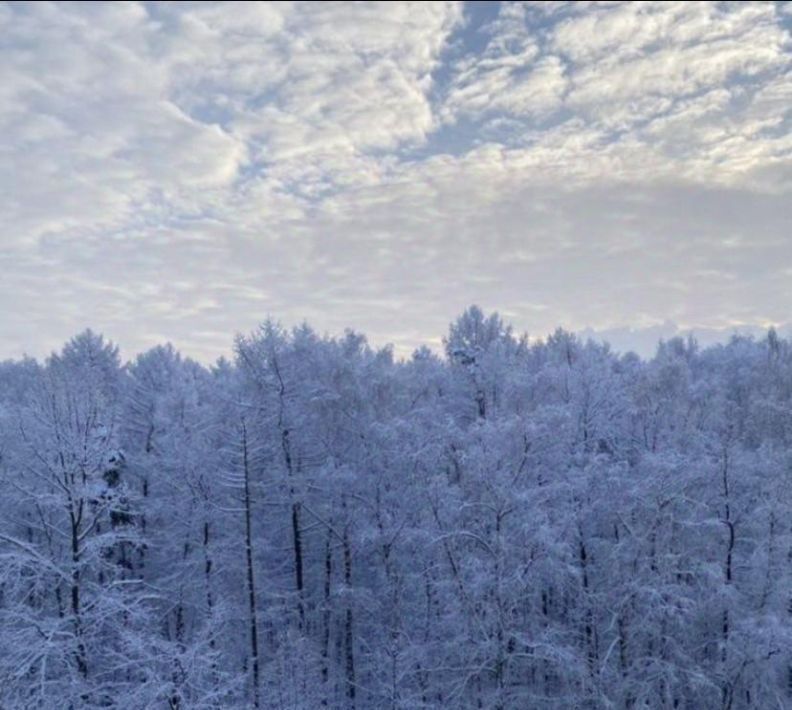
[1,311,790,708]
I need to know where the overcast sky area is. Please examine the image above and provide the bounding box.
[2,1,791,362]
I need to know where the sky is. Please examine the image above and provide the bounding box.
[1,1,791,362]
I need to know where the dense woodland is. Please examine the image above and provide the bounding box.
[1,306,791,709]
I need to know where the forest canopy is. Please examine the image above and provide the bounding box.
[1,306,790,709]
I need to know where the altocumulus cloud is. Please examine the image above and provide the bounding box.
[1,1,790,361]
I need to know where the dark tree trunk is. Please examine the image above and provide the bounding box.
[241,421,261,709]
[70,504,88,680]
[321,527,333,705]
[343,524,356,708]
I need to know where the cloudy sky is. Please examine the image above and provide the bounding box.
[2,1,791,361]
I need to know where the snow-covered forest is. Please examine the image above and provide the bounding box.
[1,306,790,709]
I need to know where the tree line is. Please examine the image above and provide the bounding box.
[1,306,790,709]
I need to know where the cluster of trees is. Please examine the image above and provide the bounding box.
[1,307,790,709]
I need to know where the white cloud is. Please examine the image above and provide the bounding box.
[0,1,790,362]
[442,1,791,188]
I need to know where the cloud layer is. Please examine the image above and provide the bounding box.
[1,1,790,360]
